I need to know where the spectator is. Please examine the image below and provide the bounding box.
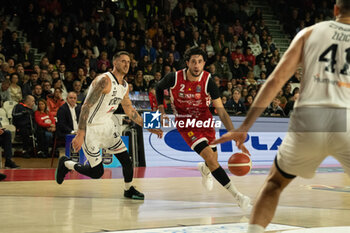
[227,89,246,115]
[248,37,262,57]
[12,95,36,158]
[47,88,65,117]
[214,55,233,80]
[8,73,22,102]
[244,95,254,111]
[32,84,44,105]
[0,79,11,105]
[231,46,245,63]
[231,58,244,81]
[265,97,285,117]
[73,80,85,104]
[133,70,148,92]
[140,38,156,63]
[97,51,111,73]
[22,71,38,97]
[244,47,256,67]
[41,80,52,99]
[148,71,162,87]
[56,92,81,139]
[148,84,167,111]
[35,99,56,158]
[0,127,20,168]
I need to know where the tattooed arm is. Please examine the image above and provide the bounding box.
[121,87,143,126]
[72,75,110,151]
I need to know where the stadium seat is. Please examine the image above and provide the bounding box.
[3,100,18,121]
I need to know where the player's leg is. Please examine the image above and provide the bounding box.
[55,140,104,184]
[107,137,144,200]
[196,141,251,210]
[247,158,295,233]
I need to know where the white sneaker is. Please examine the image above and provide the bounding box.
[197,162,213,191]
[236,194,251,212]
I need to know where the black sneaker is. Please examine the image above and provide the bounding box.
[55,156,70,184]
[5,160,20,169]
[0,173,6,181]
[124,186,145,200]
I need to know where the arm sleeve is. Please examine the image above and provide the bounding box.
[156,72,175,107]
[207,77,221,100]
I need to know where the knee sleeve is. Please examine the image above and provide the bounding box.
[114,151,133,183]
[74,162,104,179]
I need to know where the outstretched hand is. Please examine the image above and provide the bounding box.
[211,129,250,155]
[147,128,163,138]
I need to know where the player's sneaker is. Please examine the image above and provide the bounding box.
[198,162,213,191]
[236,194,251,212]
[124,186,144,200]
[55,156,71,184]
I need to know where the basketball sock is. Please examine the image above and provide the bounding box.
[247,224,265,233]
[114,151,134,183]
[224,181,241,198]
[202,163,211,175]
[211,166,231,186]
[64,160,77,170]
[125,182,132,191]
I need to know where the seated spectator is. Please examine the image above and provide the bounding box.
[41,80,52,99]
[56,92,81,139]
[244,95,254,111]
[0,79,11,105]
[284,92,299,116]
[133,70,147,92]
[214,55,233,80]
[32,84,44,105]
[12,95,36,158]
[51,79,67,100]
[0,127,20,168]
[227,89,246,115]
[245,71,257,86]
[22,71,39,97]
[47,88,65,117]
[8,73,22,102]
[264,97,285,117]
[97,51,111,72]
[73,80,85,104]
[248,37,262,57]
[34,99,56,158]
[244,47,256,67]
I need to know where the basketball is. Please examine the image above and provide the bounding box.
[228,152,252,176]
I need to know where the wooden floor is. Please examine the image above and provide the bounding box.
[0,158,349,233]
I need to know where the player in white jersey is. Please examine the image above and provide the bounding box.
[55,51,162,200]
[213,1,350,232]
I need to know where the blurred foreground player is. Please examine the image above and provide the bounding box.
[156,47,251,210]
[55,51,162,200]
[213,1,350,232]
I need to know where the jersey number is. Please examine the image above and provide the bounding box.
[318,44,350,75]
[180,84,185,92]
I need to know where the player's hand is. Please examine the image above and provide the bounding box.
[147,128,163,138]
[72,132,85,152]
[211,129,250,155]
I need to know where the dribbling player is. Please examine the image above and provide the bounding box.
[156,46,251,210]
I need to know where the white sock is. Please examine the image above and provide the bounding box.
[64,161,76,170]
[224,181,241,198]
[202,163,211,175]
[125,182,132,191]
[247,224,265,233]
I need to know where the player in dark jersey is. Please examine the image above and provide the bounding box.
[156,46,251,211]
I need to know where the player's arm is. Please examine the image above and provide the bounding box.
[155,72,175,115]
[121,87,143,127]
[72,75,110,151]
[239,27,313,132]
[207,78,235,131]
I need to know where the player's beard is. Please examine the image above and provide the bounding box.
[116,66,128,76]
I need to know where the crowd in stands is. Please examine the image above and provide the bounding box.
[0,0,331,160]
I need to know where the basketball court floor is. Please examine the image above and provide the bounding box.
[0,160,349,233]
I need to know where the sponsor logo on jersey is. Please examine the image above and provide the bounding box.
[179,92,184,98]
[196,85,201,92]
[195,93,201,99]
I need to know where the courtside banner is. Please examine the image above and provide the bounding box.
[143,115,340,167]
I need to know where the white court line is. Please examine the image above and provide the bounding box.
[106,223,301,233]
